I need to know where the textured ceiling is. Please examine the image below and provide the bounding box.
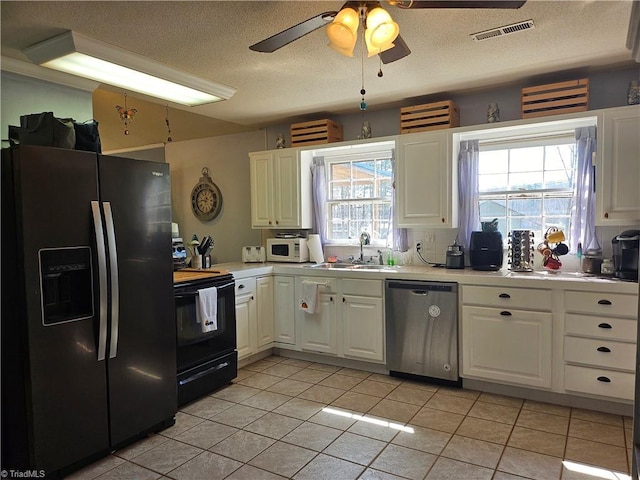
[1,1,637,131]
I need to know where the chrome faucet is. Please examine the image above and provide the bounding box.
[359,231,371,262]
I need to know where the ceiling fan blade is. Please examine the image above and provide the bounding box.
[379,35,411,64]
[249,11,338,53]
[390,0,526,8]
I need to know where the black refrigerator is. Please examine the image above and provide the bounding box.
[1,145,177,476]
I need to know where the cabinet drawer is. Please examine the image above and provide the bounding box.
[342,278,382,297]
[564,336,635,371]
[462,285,551,311]
[235,277,256,296]
[564,364,634,400]
[565,291,638,318]
[565,313,636,342]
[299,276,338,292]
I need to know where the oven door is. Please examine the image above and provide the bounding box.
[175,279,236,372]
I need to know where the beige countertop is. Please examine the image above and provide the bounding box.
[201,262,639,294]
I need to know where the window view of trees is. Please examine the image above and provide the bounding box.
[478,143,576,244]
[327,158,393,244]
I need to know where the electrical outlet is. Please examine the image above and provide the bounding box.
[416,242,422,252]
[425,232,436,243]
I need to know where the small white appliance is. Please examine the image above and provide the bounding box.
[242,246,266,263]
[266,238,309,263]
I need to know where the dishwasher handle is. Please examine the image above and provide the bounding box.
[386,281,455,293]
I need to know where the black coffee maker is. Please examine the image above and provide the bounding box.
[611,230,639,281]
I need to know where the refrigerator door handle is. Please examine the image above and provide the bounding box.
[103,202,120,359]
[91,201,108,361]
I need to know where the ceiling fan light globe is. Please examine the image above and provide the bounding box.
[365,27,395,56]
[328,41,355,57]
[369,21,399,48]
[326,7,359,47]
[327,23,357,48]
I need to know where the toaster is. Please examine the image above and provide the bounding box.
[242,246,266,263]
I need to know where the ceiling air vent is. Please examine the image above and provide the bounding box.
[471,19,535,42]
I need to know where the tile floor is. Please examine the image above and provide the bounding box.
[67,355,634,480]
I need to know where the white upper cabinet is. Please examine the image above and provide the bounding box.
[396,130,456,228]
[249,148,312,229]
[596,105,640,225]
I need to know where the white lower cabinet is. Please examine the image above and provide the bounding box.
[256,276,274,348]
[273,275,295,345]
[297,277,338,355]
[295,276,384,362]
[562,289,638,401]
[235,278,256,361]
[235,276,274,361]
[342,279,384,362]
[461,285,553,389]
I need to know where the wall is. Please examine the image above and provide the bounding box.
[166,131,266,263]
[265,65,639,148]
[265,65,640,270]
[1,71,93,144]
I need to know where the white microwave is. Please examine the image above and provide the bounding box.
[266,238,309,263]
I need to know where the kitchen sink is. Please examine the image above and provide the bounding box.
[305,263,399,272]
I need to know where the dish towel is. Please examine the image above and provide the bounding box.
[299,281,320,314]
[196,286,218,333]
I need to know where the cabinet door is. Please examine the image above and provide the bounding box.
[597,106,640,225]
[235,278,257,360]
[250,152,274,227]
[235,291,254,360]
[273,275,295,345]
[462,306,552,388]
[273,150,300,228]
[299,292,338,355]
[396,131,453,227]
[256,276,274,348]
[342,295,384,362]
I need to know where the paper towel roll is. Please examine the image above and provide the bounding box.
[307,234,324,264]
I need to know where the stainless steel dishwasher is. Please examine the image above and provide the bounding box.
[385,280,460,387]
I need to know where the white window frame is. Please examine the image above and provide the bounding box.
[314,141,395,246]
[456,115,598,247]
[478,133,577,245]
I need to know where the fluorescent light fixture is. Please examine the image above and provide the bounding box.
[23,31,236,106]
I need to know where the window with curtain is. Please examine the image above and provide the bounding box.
[316,145,395,246]
[477,134,577,245]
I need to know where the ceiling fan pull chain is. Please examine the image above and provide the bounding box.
[360,20,367,111]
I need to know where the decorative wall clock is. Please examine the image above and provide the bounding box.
[190,167,222,221]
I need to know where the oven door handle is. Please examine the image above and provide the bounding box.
[178,361,231,386]
[175,281,234,299]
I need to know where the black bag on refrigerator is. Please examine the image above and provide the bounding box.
[73,119,102,153]
[18,112,76,149]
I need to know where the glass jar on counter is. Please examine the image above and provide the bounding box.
[600,258,615,276]
[581,255,602,274]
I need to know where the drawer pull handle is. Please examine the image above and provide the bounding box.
[238,284,245,289]
[597,299,612,305]
[597,376,611,383]
[499,293,511,299]
[500,311,512,316]
[598,323,612,329]
[597,346,611,353]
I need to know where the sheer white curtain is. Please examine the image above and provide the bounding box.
[457,140,480,250]
[391,149,409,252]
[311,157,327,244]
[571,126,599,253]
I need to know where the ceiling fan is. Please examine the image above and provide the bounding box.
[249,0,527,64]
